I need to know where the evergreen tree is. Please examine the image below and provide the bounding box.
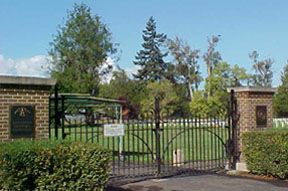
[49,4,117,94]
[133,17,168,82]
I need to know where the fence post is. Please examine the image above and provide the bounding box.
[154,96,161,176]
[54,84,59,139]
[61,95,65,139]
[230,89,239,169]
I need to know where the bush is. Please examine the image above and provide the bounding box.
[242,130,288,179]
[0,140,111,190]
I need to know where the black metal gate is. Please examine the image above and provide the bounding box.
[49,88,238,180]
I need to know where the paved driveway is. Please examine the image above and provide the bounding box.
[107,174,288,191]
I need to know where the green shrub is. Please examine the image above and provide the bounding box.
[0,140,111,190]
[242,130,288,179]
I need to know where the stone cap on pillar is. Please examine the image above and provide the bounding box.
[227,87,277,94]
[0,75,56,86]
[0,75,57,90]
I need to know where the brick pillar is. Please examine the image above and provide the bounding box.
[0,76,56,141]
[228,87,276,171]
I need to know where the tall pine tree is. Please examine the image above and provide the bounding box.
[133,17,168,82]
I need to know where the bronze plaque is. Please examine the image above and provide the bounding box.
[256,106,267,128]
[10,105,35,138]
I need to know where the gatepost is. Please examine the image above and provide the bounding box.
[0,76,56,141]
[228,87,277,171]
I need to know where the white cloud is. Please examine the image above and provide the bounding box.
[124,65,140,79]
[0,54,140,83]
[100,57,116,84]
[0,54,50,77]
[100,57,140,84]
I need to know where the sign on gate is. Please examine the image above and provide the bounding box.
[104,124,125,136]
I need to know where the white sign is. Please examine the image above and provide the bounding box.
[104,124,125,137]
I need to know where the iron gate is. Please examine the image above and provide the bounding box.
[49,88,238,180]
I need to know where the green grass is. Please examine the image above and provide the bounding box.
[50,121,230,164]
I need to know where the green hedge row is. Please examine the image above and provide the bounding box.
[0,140,111,191]
[242,130,288,179]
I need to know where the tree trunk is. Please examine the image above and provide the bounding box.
[188,81,193,101]
[207,64,213,97]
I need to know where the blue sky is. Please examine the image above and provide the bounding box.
[0,0,287,86]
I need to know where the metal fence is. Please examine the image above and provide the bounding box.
[49,90,238,181]
[50,117,231,175]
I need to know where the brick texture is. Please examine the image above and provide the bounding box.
[235,91,274,161]
[0,88,50,141]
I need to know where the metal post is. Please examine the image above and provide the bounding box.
[230,89,238,169]
[61,95,65,139]
[119,106,123,158]
[154,97,161,176]
[54,84,59,139]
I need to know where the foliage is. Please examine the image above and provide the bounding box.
[167,37,202,100]
[191,62,248,116]
[205,62,249,94]
[140,79,179,116]
[49,3,117,94]
[189,90,229,117]
[205,62,231,95]
[249,50,273,87]
[189,91,209,116]
[99,69,147,118]
[203,35,222,76]
[171,84,191,117]
[274,63,288,117]
[230,64,251,86]
[242,130,288,179]
[0,140,111,190]
[133,16,168,82]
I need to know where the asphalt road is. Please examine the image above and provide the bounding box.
[106,174,288,191]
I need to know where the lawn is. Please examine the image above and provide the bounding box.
[50,118,231,167]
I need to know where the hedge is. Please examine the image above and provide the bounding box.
[242,129,288,179]
[0,140,111,190]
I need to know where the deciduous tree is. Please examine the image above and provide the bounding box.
[167,37,202,100]
[49,3,117,94]
[203,35,222,96]
[99,69,146,118]
[140,79,179,116]
[191,62,249,116]
[249,50,273,87]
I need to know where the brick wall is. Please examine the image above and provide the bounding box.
[0,87,50,141]
[0,75,57,142]
[234,89,275,161]
[237,91,274,133]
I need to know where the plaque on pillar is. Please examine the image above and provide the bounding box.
[256,105,267,128]
[10,105,35,138]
